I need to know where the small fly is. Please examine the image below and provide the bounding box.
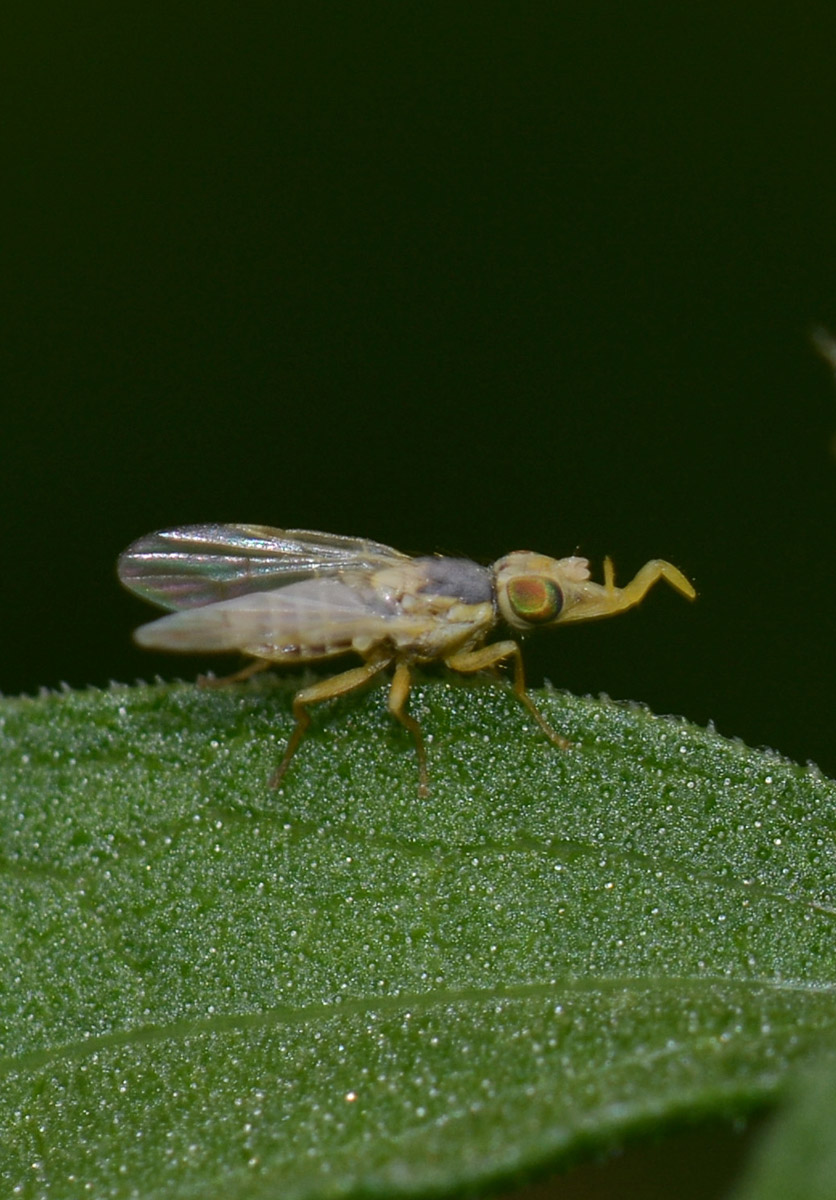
[118,524,695,794]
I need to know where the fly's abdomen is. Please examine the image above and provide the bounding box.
[132,578,397,662]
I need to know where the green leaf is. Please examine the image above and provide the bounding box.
[728,1053,836,1200]
[1,677,834,1197]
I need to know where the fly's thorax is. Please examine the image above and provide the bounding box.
[361,557,493,605]
[355,556,496,660]
[493,552,592,631]
[411,557,494,605]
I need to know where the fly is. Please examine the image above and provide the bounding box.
[118,524,696,795]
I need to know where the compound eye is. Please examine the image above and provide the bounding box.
[506,576,563,624]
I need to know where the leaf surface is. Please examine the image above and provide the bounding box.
[0,678,834,1197]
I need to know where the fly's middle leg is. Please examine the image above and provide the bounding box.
[269,658,392,789]
[445,641,571,751]
[387,660,429,798]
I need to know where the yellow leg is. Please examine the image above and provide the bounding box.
[387,660,429,798]
[607,558,696,610]
[269,658,391,789]
[445,641,571,751]
[197,658,274,688]
[557,557,696,623]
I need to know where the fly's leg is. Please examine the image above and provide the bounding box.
[387,660,429,798]
[555,557,696,624]
[197,659,273,688]
[269,658,392,789]
[601,557,696,612]
[445,641,571,751]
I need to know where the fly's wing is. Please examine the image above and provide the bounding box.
[117,523,410,611]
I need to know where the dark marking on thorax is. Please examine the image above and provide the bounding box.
[414,557,495,606]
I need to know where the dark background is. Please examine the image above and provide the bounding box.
[4,6,836,1196]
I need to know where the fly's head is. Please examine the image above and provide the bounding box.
[494,553,590,631]
[494,552,695,631]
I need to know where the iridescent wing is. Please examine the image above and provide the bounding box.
[117,523,410,611]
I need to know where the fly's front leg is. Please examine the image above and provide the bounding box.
[602,557,696,612]
[445,641,571,751]
[269,658,392,789]
[387,660,429,798]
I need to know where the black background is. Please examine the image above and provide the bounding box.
[4,7,836,1195]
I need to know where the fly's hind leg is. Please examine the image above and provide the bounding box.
[387,660,429,798]
[446,641,571,751]
[198,658,274,688]
[269,658,392,789]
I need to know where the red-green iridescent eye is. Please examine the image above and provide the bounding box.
[506,576,563,624]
